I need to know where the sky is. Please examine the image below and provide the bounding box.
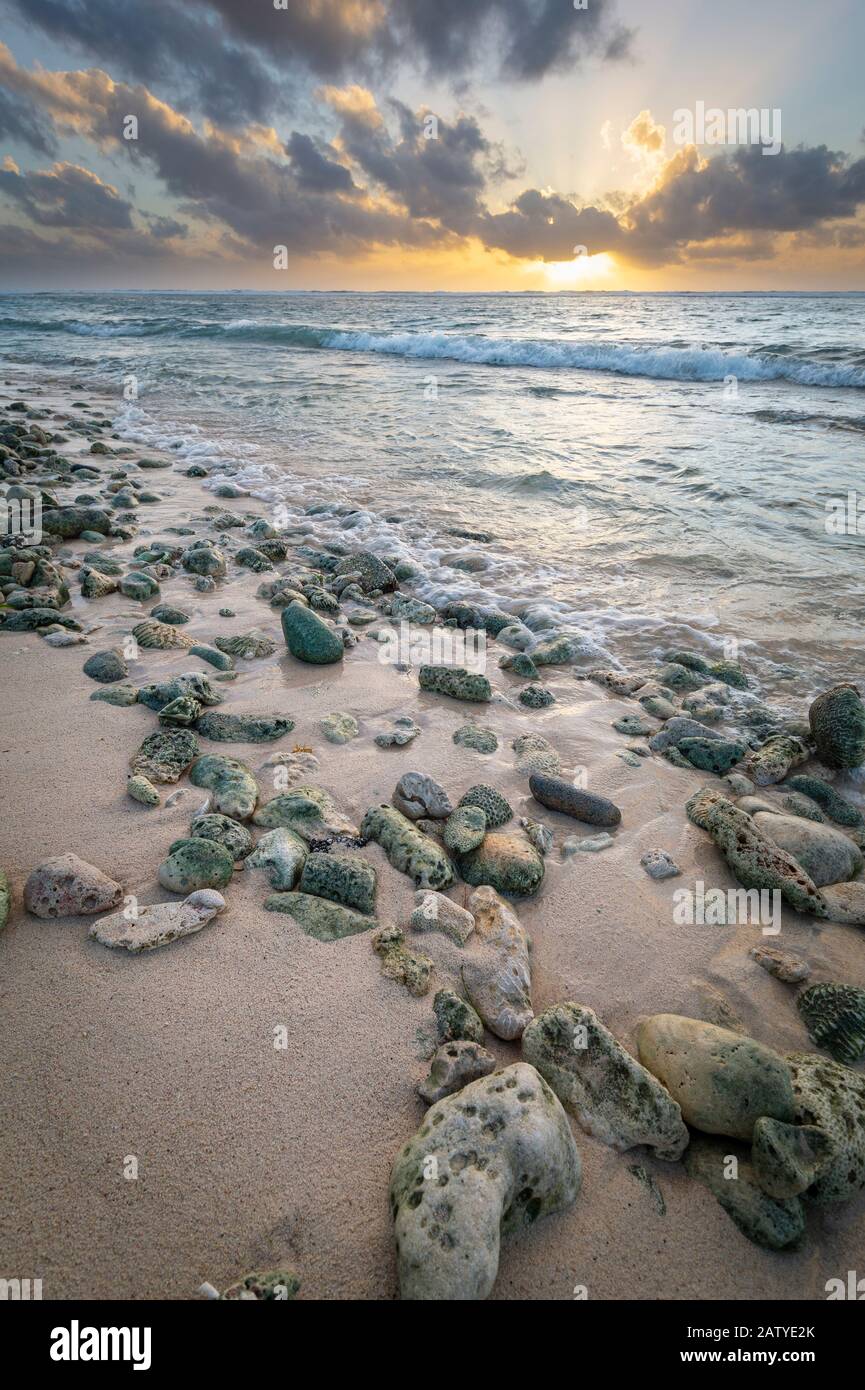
[0,0,864,291]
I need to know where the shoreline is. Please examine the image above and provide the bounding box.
[1,369,864,1301]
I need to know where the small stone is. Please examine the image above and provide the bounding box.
[264,891,377,941]
[246,828,307,889]
[518,683,554,709]
[410,890,475,945]
[519,817,553,855]
[190,813,254,862]
[393,772,453,820]
[190,754,259,820]
[189,644,234,672]
[130,728,199,784]
[459,830,544,897]
[127,773,160,807]
[89,890,225,952]
[751,1116,833,1199]
[443,805,486,853]
[563,833,613,853]
[433,988,484,1043]
[24,853,122,918]
[298,850,376,914]
[215,630,277,660]
[373,924,433,996]
[220,1270,300,1301]
[282,601,344,664]
[786,1051,865,1203]
[453,724,497,754]
[678,736,746,776]
[749,944,811,983]
[752,812,863,887]
[785,775,864,828]
[458,784,512,829]
[320,711,359,744]
[195,712,294,743]
[417,1040,496,1104]
[512,731,561,777]
[684,1137,805,1251]
[418,665,491,702]
[158,695,202,727]
[360,804,454,890]
[529,773,621,827]
[809,683,865,770]
[522,1003,689,1159]
[254,784,357,844]
[820,880,865,926]
[640,849,680,879]
[746,734,810,786]
[158,837,234,893]
[374,717,421,748]
[82,648,127,683]
[131,618,192,651]
[613,714,652,736]
[797,982,865,1065]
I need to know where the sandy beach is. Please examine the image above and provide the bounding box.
[2,372,864,1302]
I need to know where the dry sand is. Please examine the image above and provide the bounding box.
[1,377,863,1300]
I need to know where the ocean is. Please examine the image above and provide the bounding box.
[3,290,864,704]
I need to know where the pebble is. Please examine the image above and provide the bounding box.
[640,848,681,880]
[529,773,621,828]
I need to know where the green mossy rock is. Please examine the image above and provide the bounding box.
[130,728,199,784]
[809,683,865,770]
[298,851,376,914]
[195,711,294,743]
[253,784,357,843]
[189,812,254,861]
[419,665,491,702]
[360,804,454,890]
[264,890,377,941]
[158,837,234,893]
[190,754,259,820]
[459,831,545,897]
[433,988,485,1043]
[458,784,512,829]
[685,1137,805,1251]
[787,1051,865,1203]
[246,828,308,889]
[281,600,344,664]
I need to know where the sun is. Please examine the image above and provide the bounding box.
[539,253,616,287]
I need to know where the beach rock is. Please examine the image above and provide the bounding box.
[127,773,160,807]
[0,869,8,931]
[678,736,746,775]
[389,594,436,625]
[640,694,677,721]
[746,734,809,786]
[120,571,159,601]
[246,828,307,889]
[531,634,581,666]
[158,837,234,893]
[613,714,652,736]
[459,831,544,898]
[419,665,491,702]
[520,817,553,856]
[361,804,454,890]
[649,716,726,753]
[2,607,81,632]
[461,886,532,1040]
[418,1041,497,1105]
[500,652,539,680]
[781,791,824,822]
[320,711,359,744]
[640,849,681,880]
[512,732,561,777]
[684,1138,805,1251]
[389,1062,580,1300]
[254,784,357,844]
[195,711,294,743]
[374,717,421,748]
[497,623,534,651]
[751,812,862,887]
[393,772,453,820]
[24,853,122,918]
[820,880,865,926]
[264,891,377,941]
[137,672,223,712]
[190,813,254,862]
[182,543,226,578]
[796,982,865,1065]
[738,795,780,816]
[458,784,512,829]
[334,551,396,593]
[281,601,344,664]
[529,773,621,828]
[519,684,554,709]
[80,565,118,598]
[563,833,613,854]
[750,1116,833,1199]
[636,1015,795,1140]
[130,728,199,784]
[809,683,865,769]
[787,1052,865,1203]
[89,889,225,952]
[214,630,277,660]
[373,924,433,996]
[82,648,127,683]
[522,1004,689,1160]
[150,603,189,625]
[724,772,755,797]
[131,618,192,651]
[685,787,827,917]
[443,806,486,854]
[785,775,864,828]
[42,505,112,538]
[190,754,258,820]
[189,644,234,672]
[440,599,514,636]
[411,891,475,946]
[453,725,497,754]
[433,988,484,1043]
[235,546,273,573]
[749,944,811,984]
[220,1271,300,1301]
[298,851,376,914]
[158,695,202,727]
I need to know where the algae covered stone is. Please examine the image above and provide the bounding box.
[264,890,376,941]
[418,1040,496,1105]
[373,924,433,996]
[443,805,486,854]
[320,711,359,745]
[411,891,475,945]
[361,804,454,890]
[127,773,160,807]
[419,665,491,702]
[131,728,200,784]
[636,1014,795,1140]
[752,812,863,888]
[190,754,258,820]
[809,683,865,769]
[522,1003,688,1160]
[390,1062,581,1300]
[246,828,307,889]
[195,711,294,743]
[433,987,484,1043]
[281,600,344,664]
[458,784,512,829]
[158,837,234,893]
[684,1137,805,1251]
[83,648,128,684]
[453,724,497,754]
[787,1051,865,1203]
[190,812,254,862]
[254,784,357,844]
[298,850,376,914]
[458,831,544,898]
[796,982,865,1065]
[750,1116,833,1199]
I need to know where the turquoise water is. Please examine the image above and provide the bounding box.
[3,290,864,699]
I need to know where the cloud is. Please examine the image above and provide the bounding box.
[285,130,355,192]
[0,82,56,153]
[0,157,134,228]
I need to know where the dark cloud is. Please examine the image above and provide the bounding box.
[285,131,354,193]
[143,211,188,238]
[0,159,134,228]
[477,188,624,260]
[3,0,631,124]
[2,0,279,123]
[0,83,56,153]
